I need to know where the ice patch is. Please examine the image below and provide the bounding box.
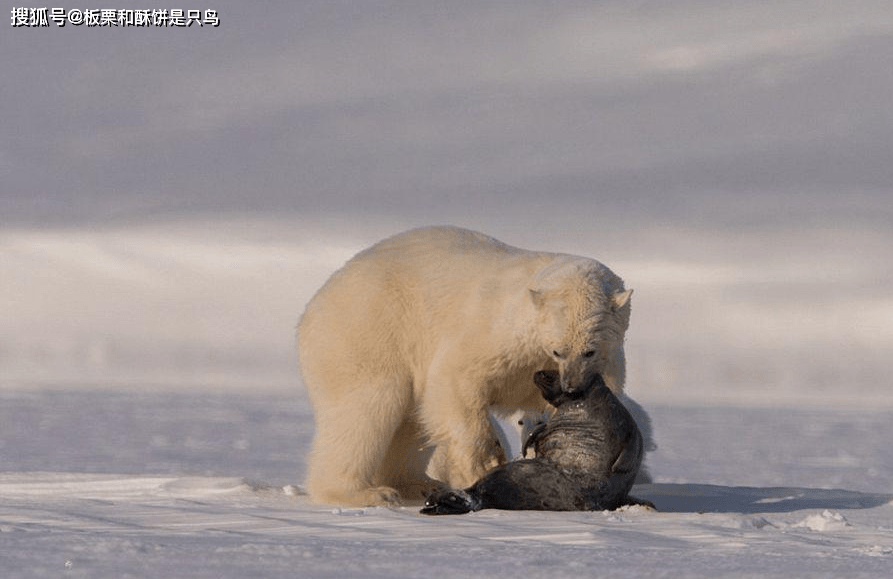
[794,510,852,532]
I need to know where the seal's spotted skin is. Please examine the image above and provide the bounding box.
[421,371,652,514]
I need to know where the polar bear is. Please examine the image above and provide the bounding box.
[297,226,633,507]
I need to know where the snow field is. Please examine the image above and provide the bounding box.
[1,388,891,578]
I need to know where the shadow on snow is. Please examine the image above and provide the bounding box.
[635,483,892,514]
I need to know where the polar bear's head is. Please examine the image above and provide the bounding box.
[530,258,632,395]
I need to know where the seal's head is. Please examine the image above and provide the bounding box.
[533,369,605,408]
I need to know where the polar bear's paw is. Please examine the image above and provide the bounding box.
[353,486,403,507]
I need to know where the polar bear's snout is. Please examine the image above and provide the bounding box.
[535,369,600,406]
[557,357,601,396]
[560,373,588,395]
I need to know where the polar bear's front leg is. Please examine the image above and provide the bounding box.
[422,390,507,488]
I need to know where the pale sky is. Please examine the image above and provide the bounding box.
[4,1,892,230]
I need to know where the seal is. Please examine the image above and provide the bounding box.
[420,370,653,514]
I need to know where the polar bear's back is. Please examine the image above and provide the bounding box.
[298,228,538,387]
[373,225,509,253]
[355,226,524,272]
[318,226,543,310]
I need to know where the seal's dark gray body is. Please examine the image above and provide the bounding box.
[421,370,651,514]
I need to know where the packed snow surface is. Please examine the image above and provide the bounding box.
[1,388,891,578]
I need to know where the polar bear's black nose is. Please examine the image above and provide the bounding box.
[560,377,585,395]
[561,371,604,396]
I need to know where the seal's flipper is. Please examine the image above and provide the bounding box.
[522,422,549,457]
[609,431,644,477]
[420,488,478,515]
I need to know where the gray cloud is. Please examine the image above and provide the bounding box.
[3,1,892,226]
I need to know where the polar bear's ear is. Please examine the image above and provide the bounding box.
[612,289,633,309]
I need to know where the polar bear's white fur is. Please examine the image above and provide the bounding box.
[297,226,633,507]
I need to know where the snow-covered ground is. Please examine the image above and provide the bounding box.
[1,388,891,578]
[2,217,892,577]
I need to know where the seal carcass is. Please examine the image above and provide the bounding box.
[421,370,652,514]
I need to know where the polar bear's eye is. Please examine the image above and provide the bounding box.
[583,350,596,358]
[552,350,564,359]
